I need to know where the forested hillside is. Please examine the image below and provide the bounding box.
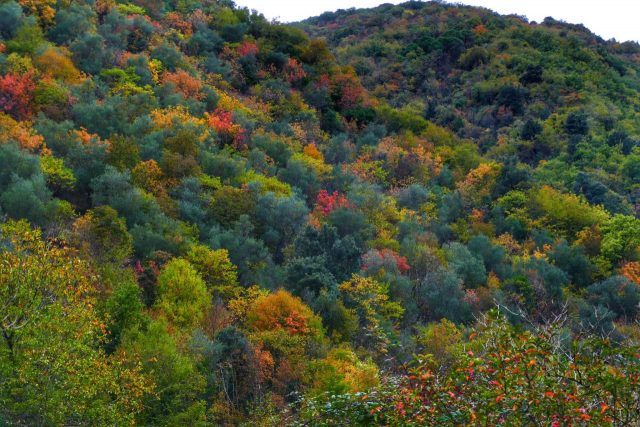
[0,0,639,425]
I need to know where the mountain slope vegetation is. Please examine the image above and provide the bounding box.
[301,1,640,209]
[0,0,639,425]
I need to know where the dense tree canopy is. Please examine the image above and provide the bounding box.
[1,0,640,424]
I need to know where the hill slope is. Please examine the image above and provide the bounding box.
[302,1,640,135]
[301,2,640,213]
[0,0,639,425]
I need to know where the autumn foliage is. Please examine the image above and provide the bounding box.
[237,40,259,57]
[2,0,640,424]
[163,70,203,100]
[247,289,322,336]
[284,58,307,83]
[206,108,245,148]
[0,113,45,152]
[0,72,35,120]
[314,190,349,217]
[622,261,640,285]
[299,312,640,425]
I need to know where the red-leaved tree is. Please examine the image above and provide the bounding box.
[314,190,349,217]
[206,108,246,149]
[0,72,36,120]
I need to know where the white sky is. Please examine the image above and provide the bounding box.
[234,0,640,42]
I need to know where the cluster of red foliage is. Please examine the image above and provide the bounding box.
[314,190,349,217]
[388,250,411,274]
[316,74,331,90]
[237,40,259,57]
[206,108,245,149]
[215,108,238,129]
[164,11,192,36]
[331,70,368,110]
[163,70,203,100]
[207,108,234,132]
[0,72,36,120]
[283,311,311,335]
[362,248,411,274]
[284,58,306,83]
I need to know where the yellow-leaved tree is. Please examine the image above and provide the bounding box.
[0,220,150,425]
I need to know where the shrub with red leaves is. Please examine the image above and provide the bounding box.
[163,70,203,100]
[361,248,410,275]
[0,72,35,120]
[237,41,259,57]
[315,190,349,217]
[206,108,246,149]
[284,58,306,83]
